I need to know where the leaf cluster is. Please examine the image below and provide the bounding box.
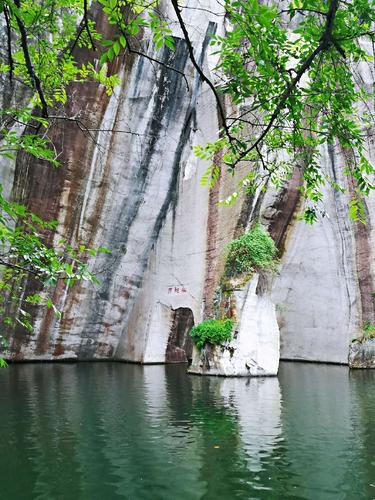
[98,0,174,65]
[225,225,277,277]
[198,0,375,223]
[362,321,375,340]
[189,318,234,350]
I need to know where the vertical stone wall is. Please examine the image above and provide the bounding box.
[0,1,374,365]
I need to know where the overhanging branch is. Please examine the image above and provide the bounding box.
[170,0,235,146]
[231,0,341,166]
[3,5,14,82]
[13,0,49,118]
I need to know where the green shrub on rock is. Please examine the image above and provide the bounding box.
[189,319,234,350]
[225,225,277,277]
[352,322,375,344]
[360,322,375,342]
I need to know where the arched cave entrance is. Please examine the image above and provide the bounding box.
[165,307,194,364]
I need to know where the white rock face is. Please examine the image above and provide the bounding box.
[189,275,280,376]
[0,0,374,368]
[270,148,359,363]
[268,39,375,364]
[270,145,375,364]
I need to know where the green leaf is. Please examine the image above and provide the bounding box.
[119,35,126,48]
[98,247,111,254]
[107,47,114,62]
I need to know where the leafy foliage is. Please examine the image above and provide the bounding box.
[0,187,106,347]
[189,319,234,350]
[225,225,277,277]
[352,321,375,344]
[98,0,174,65]
[0,0,175,162]
[362,322,375,340]
[197,0,375,223]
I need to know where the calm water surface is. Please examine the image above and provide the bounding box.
[0,362,374,499]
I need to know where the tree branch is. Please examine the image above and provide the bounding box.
[3,5,14,82]
[83,0,96,50]
[280,8,326,16]
[170,0,235,146]
[0,259,39,276]
[231,0,341,167]
[68,24,85,56]
[13,0,49,118]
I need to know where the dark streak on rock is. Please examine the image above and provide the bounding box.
[266,168,302,253]
[352,197,374,323]
[234,192,255,237]
[76,38,191,358]
[341,146,375,325]
[150,23,217,247]
[203,167,220,318]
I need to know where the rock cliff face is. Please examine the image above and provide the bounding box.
[1,0,374,368]
[349,340,375,369]
[189,274,280,376]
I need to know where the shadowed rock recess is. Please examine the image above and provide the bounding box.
[1,1,374,372]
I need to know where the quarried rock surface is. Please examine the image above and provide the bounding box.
[0,0,374,368]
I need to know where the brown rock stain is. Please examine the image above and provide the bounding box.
[9,5,128,357]
[266,168,303,255]
[341,147,375,325]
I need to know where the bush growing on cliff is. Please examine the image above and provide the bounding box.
[225,225,277,277]
[352,322,375,344]
[189,319,234,350]
[362,322,375,341]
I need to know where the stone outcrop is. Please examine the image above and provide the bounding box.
[0,0,374,369]
[349,340,375,369]
[270,140,375,364]
[189,274,279,376]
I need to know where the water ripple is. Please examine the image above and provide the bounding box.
[0,362,374,499]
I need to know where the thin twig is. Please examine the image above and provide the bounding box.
[83,0,96,50]
[3,5,14,82]
[170,0,235,146]
[121,30,190,91]
[180,5,225,17]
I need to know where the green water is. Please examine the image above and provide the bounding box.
[0,362,374,499]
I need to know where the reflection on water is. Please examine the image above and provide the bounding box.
[0,362,374,499]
